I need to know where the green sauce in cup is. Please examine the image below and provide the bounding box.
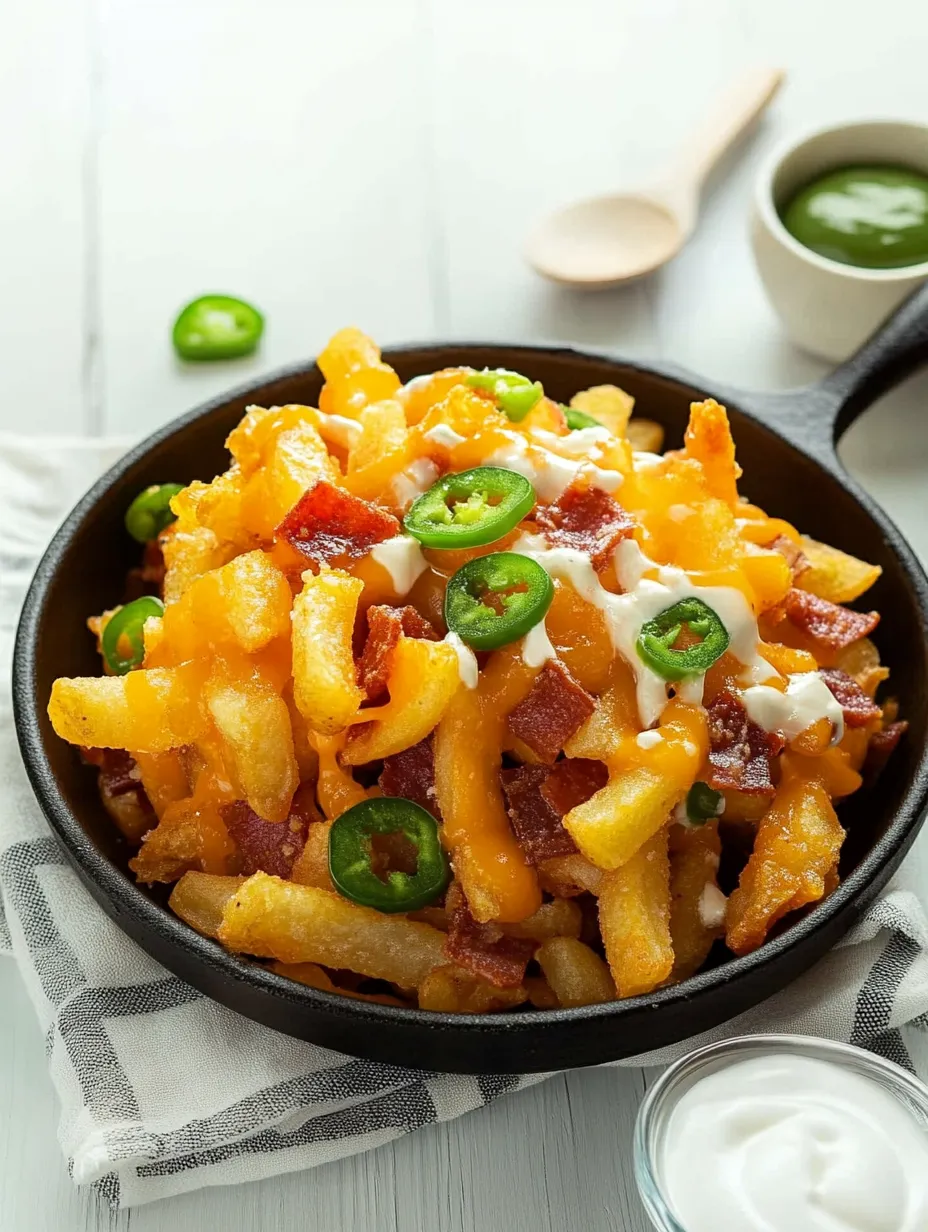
[781,165,928,269]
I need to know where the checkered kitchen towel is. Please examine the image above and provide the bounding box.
[2,433,928,1208]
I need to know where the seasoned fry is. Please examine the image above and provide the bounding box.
[291,569,364,734]
[569,384,634,436]
[219,873,446,986]
[418,965,528,1013]
[668,821,725,981]
[269,961,406,1006]
[625,418,664,453]
[205,677,298,822]
[170,872,245,938]
[598,830,673,998]
[536,937,616,1007]
[798,536,882,604]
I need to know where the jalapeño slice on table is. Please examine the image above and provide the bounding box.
[172,294,265,361]
[465,368,544,421]
[101,596,164,676]
[328,797,450,913]
[125,482,185,543]
[444,551,554,652]
[404,466,535,550]
[636,597,730,682]
[685,781,724,823]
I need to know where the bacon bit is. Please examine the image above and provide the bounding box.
[221,786,318,878]
[780,588,879,650]
[863,721,908,781]
[276,480,399,569]
[81,747,144,796]
[506,660,596,764]
[769,535,808,581]
[500,765,577,863]
[380,736,441,821]
[819,668,882,728]
[125,536,167,602]
[707,689,784,797]
[534,485,636,571]
[444,885,536,988]
[357,604,439,699]
[540,757,609,815]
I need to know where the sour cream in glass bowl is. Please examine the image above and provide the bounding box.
[634,1034,928,1232]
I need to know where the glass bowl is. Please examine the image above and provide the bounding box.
[633,1033,928,1232]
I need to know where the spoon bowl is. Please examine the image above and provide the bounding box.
[527,193,685,286]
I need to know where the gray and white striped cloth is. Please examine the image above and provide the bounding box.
[2,434,928,1209]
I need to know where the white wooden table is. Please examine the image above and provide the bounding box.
[3,1,928,1227]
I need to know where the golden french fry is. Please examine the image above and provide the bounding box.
[536,937,616,1007]
[563,659,637,760]
[537,854,604,898]
[218,873,446,987]
[49,664,208,753]
[342,636,461,764]
[799,536,882,604]
[569,384,634,436]
[133,750,191,819]
[598,829,673,998]
[161,525,237,605]
[625,418,664,453]
[834,636,889,698]
[501,899,582,941]
[525,976,560,1009]
[289,820,334,891]
[668,821,724,981]
[291,569,364,734]
[726,779,844,956]
[240,420,337,539]
[348,399,408,473]
[169,872,245,938]
[684,398,741,506]
[417,965,528,1013]
[205,677,299,822]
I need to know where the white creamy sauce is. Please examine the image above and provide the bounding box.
[631,450,666,471]
[742,672,845,745]
[315,412,362,449]
[697,882,728,928]
[521,619,557,669]
[514,533,777,728]
[369,535,428,595]
[487,433,623,501]
[660,1053,928,1232]
[443,630,479,688]
[636,729,664,750]
[391,458,439,510]
[422,423,467,450]
[531,425,613,457]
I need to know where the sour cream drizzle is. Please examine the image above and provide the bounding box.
[391,458,439,510]
[314,412,363,449]
[369,535,428,595]
[521,619,557,668]
[488,433,623,501]
[742,673,845,745]
[513,533,778,728]
[444,630,479,688]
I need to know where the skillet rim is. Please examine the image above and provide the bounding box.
[12,341,928,1054]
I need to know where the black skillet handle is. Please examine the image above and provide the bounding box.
[752,280,928,464]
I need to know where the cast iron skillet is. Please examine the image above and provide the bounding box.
[13,286,928,1074]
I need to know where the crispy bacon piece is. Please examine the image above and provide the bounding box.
[863,721,908,782]
[221,786,318,878]
[501,765,576,863]
[500,758,606,864]
[276,480,399,569]
[780,588,879,650]
[357,604,439,699]
[819,668,882,728]
[769,535,808,581]
[506,660,596,764]
[379,736,441,820]
[125,536,168,601]
[534,485,635,571]
[81,747,143,796]
[707,689,784,797]
[444,885,536,988]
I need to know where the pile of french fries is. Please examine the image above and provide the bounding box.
[47,328,897,1013]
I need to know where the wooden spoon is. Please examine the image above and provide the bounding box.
[526,68,784,288]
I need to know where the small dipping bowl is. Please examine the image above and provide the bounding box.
[633,1033,928,1232]
[751,120,928,360]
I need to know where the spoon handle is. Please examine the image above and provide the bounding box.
[679,68,784,189]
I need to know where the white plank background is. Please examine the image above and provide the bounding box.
[2,0,928,1227]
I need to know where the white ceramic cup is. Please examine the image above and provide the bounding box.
[751,119,928,361]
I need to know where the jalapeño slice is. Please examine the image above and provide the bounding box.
[125,483,185,543]
[636,597,730,682]
[444,551,553,651]
[101,596,164,676]
[465,368,544,421]
[404,466,535,550]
